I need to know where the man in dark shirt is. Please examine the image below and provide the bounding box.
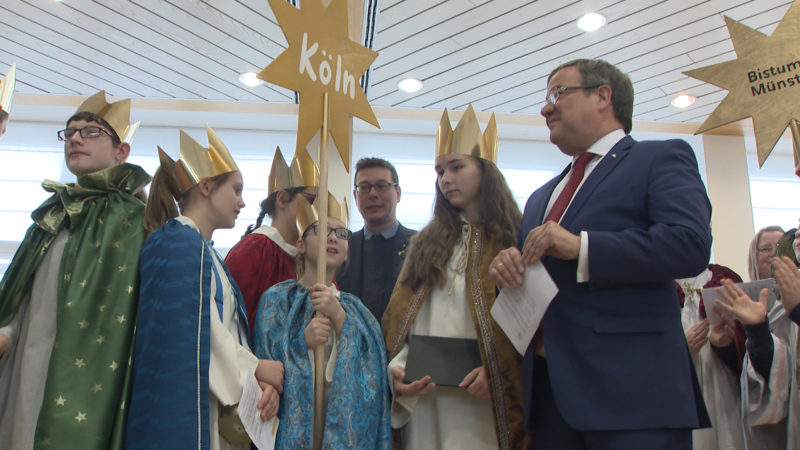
[336,157,414,323]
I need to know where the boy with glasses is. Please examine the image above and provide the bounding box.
[0,91,149,449]
[336,157,415,323]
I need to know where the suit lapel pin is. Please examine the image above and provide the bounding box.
[611,153,617,158]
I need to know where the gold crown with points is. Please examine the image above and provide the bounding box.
[156,146,182,199]
[436,104,498,163]
[268,146,319,195]
[75,90,141,144]
[296,192,348,234]
[1,64,16,114]
[164,126,240,193]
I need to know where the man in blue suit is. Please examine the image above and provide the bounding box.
[490,59,712,449]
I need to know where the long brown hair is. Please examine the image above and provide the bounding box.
[143,168,234,236]
[400,157,521,291]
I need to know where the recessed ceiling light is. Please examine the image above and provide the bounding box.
[239,72,263,87]
[397,77,423,93]
[577,12,607,32]
[670,94,697,108]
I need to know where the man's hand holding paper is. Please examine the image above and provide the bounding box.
[490,261,558,355]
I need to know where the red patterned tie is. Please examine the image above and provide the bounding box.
[534,151,595,356]
[544,152,595,224]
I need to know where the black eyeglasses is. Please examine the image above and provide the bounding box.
[544,84,602,105]
[355,181,397,195]
[57,126,114,141]
[304,224,352,240]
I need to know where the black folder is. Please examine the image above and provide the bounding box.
[403,334,482,387]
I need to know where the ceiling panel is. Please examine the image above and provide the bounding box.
[0,0,794,126]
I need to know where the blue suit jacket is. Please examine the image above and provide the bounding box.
[520,135,712,431]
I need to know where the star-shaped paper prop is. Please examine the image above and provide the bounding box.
[684,1,800,167]
[259,0,380,169]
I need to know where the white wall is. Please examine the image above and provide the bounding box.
[0,102,796,280]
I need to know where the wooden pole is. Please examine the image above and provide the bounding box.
[312,93,330,450]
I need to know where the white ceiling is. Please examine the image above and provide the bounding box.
[0,0,793,126]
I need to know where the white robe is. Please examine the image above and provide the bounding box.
[177,216,260,450]
[677,269,746,450]
[740,300,800,450]
[0,230,68,450]
[388,228,497,449]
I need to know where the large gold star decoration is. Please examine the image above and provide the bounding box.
[684,1,800,166]
[259,0,380,169]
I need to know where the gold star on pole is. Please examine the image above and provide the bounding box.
[258,0,380,168]
[684,1,800,166]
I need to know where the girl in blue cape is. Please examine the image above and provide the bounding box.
[126,131,283,450]
[253,214,392,449]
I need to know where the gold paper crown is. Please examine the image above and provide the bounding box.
[268,146,319,195]
[165,125,240,193]
[436,104,498,163]
[156,146,182,199]
[0,64,16,114]
[75,90,141,144]
[296,192,349,233]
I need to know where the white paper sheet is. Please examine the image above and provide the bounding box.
[239,370,279,450]
[703,278,778,326]
[490,262,559,355]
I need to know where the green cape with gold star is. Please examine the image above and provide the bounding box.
[0,163,150,449]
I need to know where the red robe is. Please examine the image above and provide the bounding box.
[225,226,297,335]
[676,263,747,372]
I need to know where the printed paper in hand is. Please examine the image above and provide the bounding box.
[239,370,279,450]
[490,262,558,355]
[703,278,778,326]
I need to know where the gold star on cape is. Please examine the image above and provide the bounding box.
[684,1,800,166]
[259,0,380,168]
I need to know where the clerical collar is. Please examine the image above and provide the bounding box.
[364,220,400,240]
[574,128,626,162]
